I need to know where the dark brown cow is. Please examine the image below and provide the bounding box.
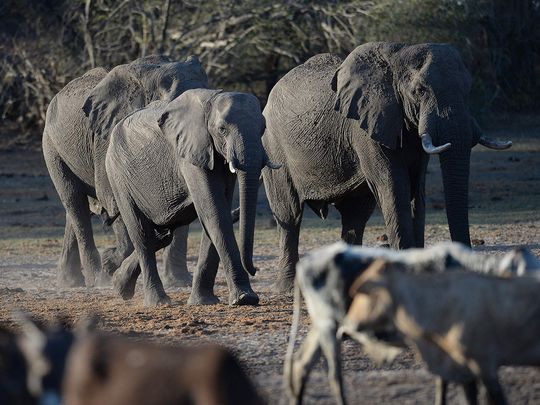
[62,334,263,405]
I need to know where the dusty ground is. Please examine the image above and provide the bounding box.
[1,117,539,404]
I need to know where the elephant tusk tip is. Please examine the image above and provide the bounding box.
[266,162,282,170]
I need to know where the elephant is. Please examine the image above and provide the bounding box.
[42,55,208,288]
[105,88,279,306]
[262,43,512,293]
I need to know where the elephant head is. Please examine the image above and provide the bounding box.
[82,55,208,142]
[332,43,511,246]
[158,88,279,275]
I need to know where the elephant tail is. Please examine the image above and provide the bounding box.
[101,211,120,227]
[284,277,302,398]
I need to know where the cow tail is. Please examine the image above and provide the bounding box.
[284,278,302,396]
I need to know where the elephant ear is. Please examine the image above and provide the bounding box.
[158,89,223,170]
[331,43,403,150]
[82,65,147,140]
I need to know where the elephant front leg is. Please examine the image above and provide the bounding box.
[101,217,134,277]
[187,230,220,305]
[274,217,303,294]
[184,165,258,306]
[263,166,304,294]
[160,225,192,288]
[359,142,415,249]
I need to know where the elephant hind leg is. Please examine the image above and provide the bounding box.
[110,186,169,306]
[188,229,220,305]
[43,135,101,287]
[161,225,192,288]
[57,215,85,287]
[101,217,134,276]
[112,250,141,300]
[335,188,376,245]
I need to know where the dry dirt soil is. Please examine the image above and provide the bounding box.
[1,118,540,404]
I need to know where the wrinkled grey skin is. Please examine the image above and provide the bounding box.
[262,44,511,293]
[42,55,207,288]
[106,89,276,307]
[285,242,540,405]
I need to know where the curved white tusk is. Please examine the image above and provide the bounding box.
[420,133,451,154]
[265,160,282,170]
[228,161,236,173]
[478,136,512,150]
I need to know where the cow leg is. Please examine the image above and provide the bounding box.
[287,328,322,404]
[461,380,478,405]
[435,377,447,405]
[318,327,346,405]
[481,375,507,405]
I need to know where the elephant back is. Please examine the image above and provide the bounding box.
[264,53,343,148]
[43,67,109,186]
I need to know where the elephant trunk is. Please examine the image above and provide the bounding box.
[439,140,472,247]
[236,168,261,276]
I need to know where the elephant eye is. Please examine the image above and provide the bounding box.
[414,86,427,97]
[218,126,227,135]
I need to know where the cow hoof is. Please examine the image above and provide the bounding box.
[187,291,219,305]
[144,291,171,307]
[229,290,259,306]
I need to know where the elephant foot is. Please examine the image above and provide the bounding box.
[272,276,294,295]
[112,271,138,300]
[244,265,259,277]
[144,287,171,307]
[82,270,98,288]
[161,270,192,288]
[229,286,259,306]
[187,290,220,305]
[57,270,85,288]
[101,247,120,276]
[96,271,111,287]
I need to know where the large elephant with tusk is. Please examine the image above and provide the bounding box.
[262,43,512,293]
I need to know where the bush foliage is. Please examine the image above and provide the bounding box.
[1,0,539,138]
